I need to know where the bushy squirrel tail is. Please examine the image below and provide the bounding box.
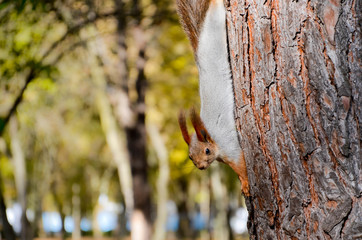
[176,0,211,52]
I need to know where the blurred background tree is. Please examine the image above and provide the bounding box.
[0,0,248,239]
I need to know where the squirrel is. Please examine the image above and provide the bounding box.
[176,0,250,196]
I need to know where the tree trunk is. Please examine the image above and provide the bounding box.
[199,175,210,240]
[177,179,193,239]
[72,184,81,240]
[87,28,134,216]
[113,1,152,238]
[126,61,152,239]
[0,173,16,240]
[126,2,152,238]
[148,124,170,240]
[9,116,32,240]
[210,166,229,240]
[52,182,66,240]
[226,0,361,239]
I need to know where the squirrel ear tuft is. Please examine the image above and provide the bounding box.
[200,129,209,142]
[190,107,213,143]
[178,110,191,145]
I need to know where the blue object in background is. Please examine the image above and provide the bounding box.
[64,216,92,232]
[192,212,206,230]
[42,212,62,233]
[80,217,92,232]
[166,201,179,232]
[6,203,22,233]
[166,214,179,232]
[126,219,131,232]
[64,216,74,233]
[230,207,248,234]
[8,195,122,234]
[97,211,118,232]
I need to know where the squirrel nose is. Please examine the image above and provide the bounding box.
[198,163,208,170]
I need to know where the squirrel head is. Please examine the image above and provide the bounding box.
[178,108,219,170]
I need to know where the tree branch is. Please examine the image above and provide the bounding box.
[0,69,35,136]
[0,10,118,136]
[41,10,118,61]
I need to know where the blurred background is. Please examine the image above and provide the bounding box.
[0,0,248,239]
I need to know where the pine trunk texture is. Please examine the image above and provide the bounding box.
[226,0,361,239]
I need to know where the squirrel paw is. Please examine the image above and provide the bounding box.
[239,176,250,197]
[242,180,250,197]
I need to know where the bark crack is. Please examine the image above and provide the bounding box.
[338,198,354,238]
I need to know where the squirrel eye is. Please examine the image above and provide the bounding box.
[205,148,210,155]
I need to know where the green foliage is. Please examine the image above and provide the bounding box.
[0,7,55,79]
[0,0,52,12]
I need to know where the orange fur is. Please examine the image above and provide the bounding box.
[210,0,218,6]
[178,111,191,145]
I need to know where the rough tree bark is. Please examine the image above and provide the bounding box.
[226,0,361,239]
